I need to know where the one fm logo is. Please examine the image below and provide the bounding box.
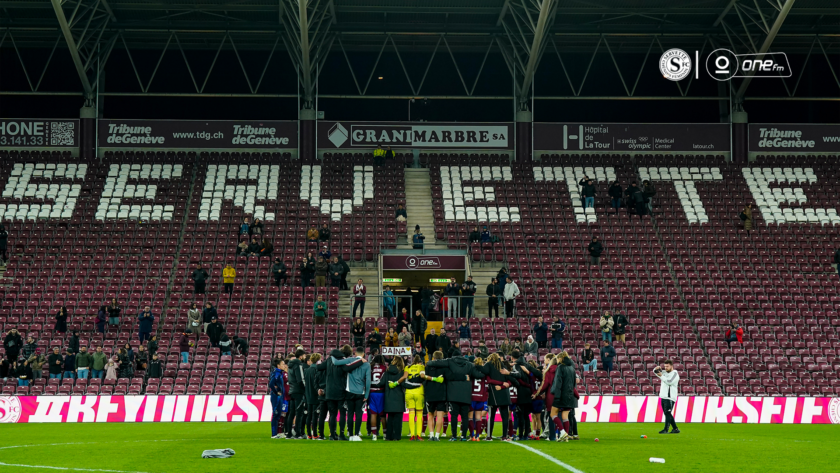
[659,48,792,82]
[405,256,440,269]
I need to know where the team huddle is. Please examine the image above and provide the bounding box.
[267,346,591,442]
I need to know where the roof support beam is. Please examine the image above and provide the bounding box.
[735,0,797,101]
[50,0,93,100]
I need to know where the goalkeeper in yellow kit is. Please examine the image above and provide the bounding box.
[404,354,443,440]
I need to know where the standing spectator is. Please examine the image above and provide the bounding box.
[54,306,69,334]
[395,204,407,222]
[614,312,628,343]
[352,279,366,318]
[445,279,461,318]
[411,310,427,348]
[834,247,840,279]
[588,237,603,265]
[633,186,648,219]
[724,322,743,347]
[240,217,250,236]
[582,179,596,209]
[105,356,118,380]
[68,330,80,355]
[135,345,148,371]
[3,329,22,361]
[549,316,566,350]
[207,316,224,348]
[523,335,538,358]
[503,277,520,318]
[412,227,425,249]
[250,218,264,237]
[382,285,396,319]
[398,327,412,347]
[437,329,452,358]
[271,257,288,287]
[306,224,319,242]
[468,226,481,243]
[424,329,438,354]
[75,346,92,379]
[318,223,332,242]
[0,224,7,265]
[179,329,192,364]
[351,318,365,348]
[147,334,158,359]
[741,203,753,236]
[580,343,596,372]
[122,343,136,365]
[608,181,623,214]
[137,306,154,343]
[202,302,217,335]
[298,255,314,288]
[601,340,616,373]
[91,346,107,379]
[642,180,657,214]
[191,263,209,295]
[461,276,477,318]
[486,278,500,318]
[396,308,411,334]
[107,299,121,328]
[339,256,350,290]
[314,257,328,287]
[318,245,332,262]
[420,286,434,319]
[599,311,614,343]
[219,334,233,355]
[314,295,327,325]
[457,321,471,347]
[29,351,44,381]
[533,317,549,348]
[385,328,398,348]
[496,267,509,292]
[384,145,395,161]
[367,327,383,355]
[147,353,163,379]
[47,347,63,379]
[187,303,202,335]
[96,305,108,335]
[62,349,76,379]
[373,143,386,167]
[625,182,640,209]
[222,263,236,296]
[117,348,133,379]
[329,257,343,289]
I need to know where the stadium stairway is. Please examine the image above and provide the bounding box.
[401,168,446,249]
[468,262,506,320]
[338,266,380,319]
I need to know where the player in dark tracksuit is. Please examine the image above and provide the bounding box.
[287,350,308,438]
[269,359,288,438]
[303,353,322,438]
[426,350,485,441]
[510,354,542,441]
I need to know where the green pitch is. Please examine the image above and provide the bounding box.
[0,423,835,472]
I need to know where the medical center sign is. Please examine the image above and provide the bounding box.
[318,121,513,149]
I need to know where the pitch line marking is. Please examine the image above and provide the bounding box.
[0,462,150,473]
[506,440,586,473]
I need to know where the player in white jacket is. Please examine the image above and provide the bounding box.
[654,359,680,434]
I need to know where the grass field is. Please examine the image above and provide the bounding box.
[0,422,834,473]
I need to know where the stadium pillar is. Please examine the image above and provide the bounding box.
[731,110,748,164]
[300,108,316,161]
[80,105,96,159]
[515,110,532,162]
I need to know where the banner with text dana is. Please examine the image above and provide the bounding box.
[318,122,513,149]
[97,120,297,149]
[381,347,412,356]
[2,395,839,423]
[534,123,730,152]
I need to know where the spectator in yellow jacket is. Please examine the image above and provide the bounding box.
[306,225,319,241]
[223,264,236,296]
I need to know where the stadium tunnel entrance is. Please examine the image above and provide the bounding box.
[379,251,468,322]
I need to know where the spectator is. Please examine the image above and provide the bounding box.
[457,321,471,347]
[219,333,233,356]
[599,311,614,343]
[411,310,427,348]
[373,143,385,167]
[191,263,209,294]
[445,278,461,318]
[424,328,438,354]
[63,349,76,379]
[550,316,566,350]
[486,278,500,318]
[179,329,192,364]
[384,145,395,161]
[624,182,640,206]
[147,335,158,359]
[237,239,249,256]
[240,217,250,236]
[395,204,407,222]
[633,186,648,219]
[3,329,22,361]
[385,328,398,347]
[642,180,657,214]
[75,346,92,379]
[462,276,477,318]
[306,225,319,242]
[382,286,397,320]
[232,335,248,356]
[582,179,596,209]
[135,345,148,371]
[512,338,524,354]
[117,348,133,378]
[601,340,616,373]
[207,316,224,348]
[353,279,366,318]
[398,327,412,347]
[608,180,623,214]
[137,306,154,343]
[314,256,328,287]
[261,239,274,257]
[475,340,489,359]
[202,302,217,334]
[314,295,327,325]
[29,351,44,380]
[122,343,136,365]
[107,299,121,329]
[220,263,235,296]
[54,306,69,334]
[533,317,549,348]
[0,224,7,265]
[468,226,481,243]
[614,312,628,343]
[412,227,425,249]
[329,257,343,288]
[346,318,363,348]
[147,353,163,379]
[246,237,262,256]
[95,305,108,335]
[271,257,288,287]
[395,308,410,334]
[250,218,264,237]
[499,338,512,357]
[496,267,509,293]
[834,247,840,279]
[741,203,753,236]
[68,330,80,355]
[15,359,32,387]
[481,226,492,243]
[437,329,452,357]
[503,277,520,317]
[588,236,603,265]
[367,327,383,355]
[318,223,332,242]
[318,245,332,262]
[47,347,63,379]
[580,343,596,372]
[105,356,118,380]
[524,335,538,357]
[91,346,107,379]
[339,255,350,290]
[724,322,743,347]
[298,255,314,288]
[420,286,434,319]
[187,302,201,335]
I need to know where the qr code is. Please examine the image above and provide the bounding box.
[50,121,75,146]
